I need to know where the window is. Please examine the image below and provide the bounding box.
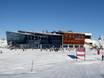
[69,45,73,48]
[31,36,34,40]
[85,35,91,39]
[75,45,79,48]
[63,45,68,48]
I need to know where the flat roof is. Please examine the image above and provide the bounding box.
[7,31,62,36]
[7,31,92,36]
[18,31,62,36]
[62,32,85,34]
[7,31,33,36]
[84,33,92,36]
[60,31,92,35]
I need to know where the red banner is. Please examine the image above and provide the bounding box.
[76,47,85,60]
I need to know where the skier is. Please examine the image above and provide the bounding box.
[100,48,104,61]
[97,48,100,55]
[0,50,2,54]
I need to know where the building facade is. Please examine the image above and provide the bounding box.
[62,32,85,48]
[6,30,92,49]
[56,31,92,48]
[6,31,62,49]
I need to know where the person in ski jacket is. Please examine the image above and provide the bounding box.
[100,48,104,61]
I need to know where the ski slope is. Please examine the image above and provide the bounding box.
[0,48,103,78]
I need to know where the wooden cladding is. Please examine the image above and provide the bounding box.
[63,33,85,44]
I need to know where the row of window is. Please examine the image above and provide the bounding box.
[24,35,62,41]
[63,44,83,48]
[64,35,85,38]
[64,39,84,44]
[24,35,48,40]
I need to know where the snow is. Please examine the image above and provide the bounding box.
[0,39,7,48]
[85,39,93,43]
[84,33,92,36]
[0,48,104,78]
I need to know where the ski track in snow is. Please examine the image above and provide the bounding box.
[0,48,104,78]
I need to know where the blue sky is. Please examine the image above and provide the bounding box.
[0,0,104,39]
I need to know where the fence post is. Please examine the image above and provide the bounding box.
[31,60,34,72]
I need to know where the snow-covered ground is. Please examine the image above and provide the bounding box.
[0,48,104,78]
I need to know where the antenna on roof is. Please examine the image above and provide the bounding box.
[67,30,73,32]
[98,35,101,40]
[42,30,44,33]
[46,30,48,33]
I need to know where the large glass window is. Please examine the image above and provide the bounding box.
[69,45,73,48]
[85,35,91,39]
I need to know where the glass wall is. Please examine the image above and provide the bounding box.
[6,31,62,49]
